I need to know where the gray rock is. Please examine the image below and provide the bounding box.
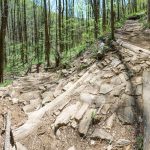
[12,98,19,104]
[111,76,122,85]
[111,84,125,96]
[79,109,96,135]
[119,73,129,83]
[111,59,121,67]
[80,93,96,104]
[23,99,41,113]
[84,85,99,95]
[54,102,81,128]
[100,83,113,94]
[19,91,40,102]
[75,103,89,121]
[121,94,135,107]
[102,72,114,79]
[53,81,64,97]
[135,85,142,96]
[118,106,134,124]
[94,95,106,107]
[134,76,142,85]
[116,139,131,147]
[132,66,141,73]
[91,128,113,141]
[101,104,110,115]
[125,82,133,95]
[42,91,54,105]
[105,113,116,129]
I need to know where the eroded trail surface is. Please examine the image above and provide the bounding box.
[115,20,150,50]
[0,20,150,150]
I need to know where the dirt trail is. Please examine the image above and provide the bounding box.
[0,20,150,150]
[115,20,150,50]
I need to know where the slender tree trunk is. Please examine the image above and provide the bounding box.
[0,0,8,83]
[55,0,61,67]
[91,0,99,39]
[102,0,106,32]
[111,0,115,40]
[23,0,28,63]
[44,0,50,67]
[58,0,62,52]
[65,0,68,52]
[117,0,120,21]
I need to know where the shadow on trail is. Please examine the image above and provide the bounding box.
[114,46,144,148]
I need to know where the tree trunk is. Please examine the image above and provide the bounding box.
[148,0,150,28]
[102,0,106,32]
[111,0,115,40]
[44,0,50,67]
[0,0,8,83]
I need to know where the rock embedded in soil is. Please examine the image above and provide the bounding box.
[117,106,134,124]
[99,83,113,94]
[121,94,135,107]
[91,128,113,141]
[23,98,41,113]
[94,95,106,107]
[80,93,96,104]
[42,91,54,105]
[75,103,89,121]
[116,139,131,147]
[12,98,19,104]
[110,84,125,97]
[19,91,40,102]
[79,109,96,135]
[53,81,64,97]
[111,59,121,67]
[105,113,116,129]
[111,76,122,85]
[135,84,142,96]
[101,104,110,115]
[54,102,81,128]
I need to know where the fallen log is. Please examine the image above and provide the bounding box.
[13,63,97,140]
[4,111,11,150]
[116,39,150,56]
[143,71,150,150]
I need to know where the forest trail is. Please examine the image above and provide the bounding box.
[0,20,150,150]
[115,19,150,50]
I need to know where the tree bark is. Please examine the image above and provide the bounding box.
[44,0,50,67]
[0,0,8,83]
[102,0,106,32]
[111,0,115,40]
[148,0,150,28]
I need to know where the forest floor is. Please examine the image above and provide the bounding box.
[0,19,150,150]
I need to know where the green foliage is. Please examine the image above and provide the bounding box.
[115,18,126,29]
[136,135,143,150]
[77,64,89,72]
[0,79,12,87]
[62,44,86,67]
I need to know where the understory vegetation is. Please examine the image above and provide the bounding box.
[0,0,150,84]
